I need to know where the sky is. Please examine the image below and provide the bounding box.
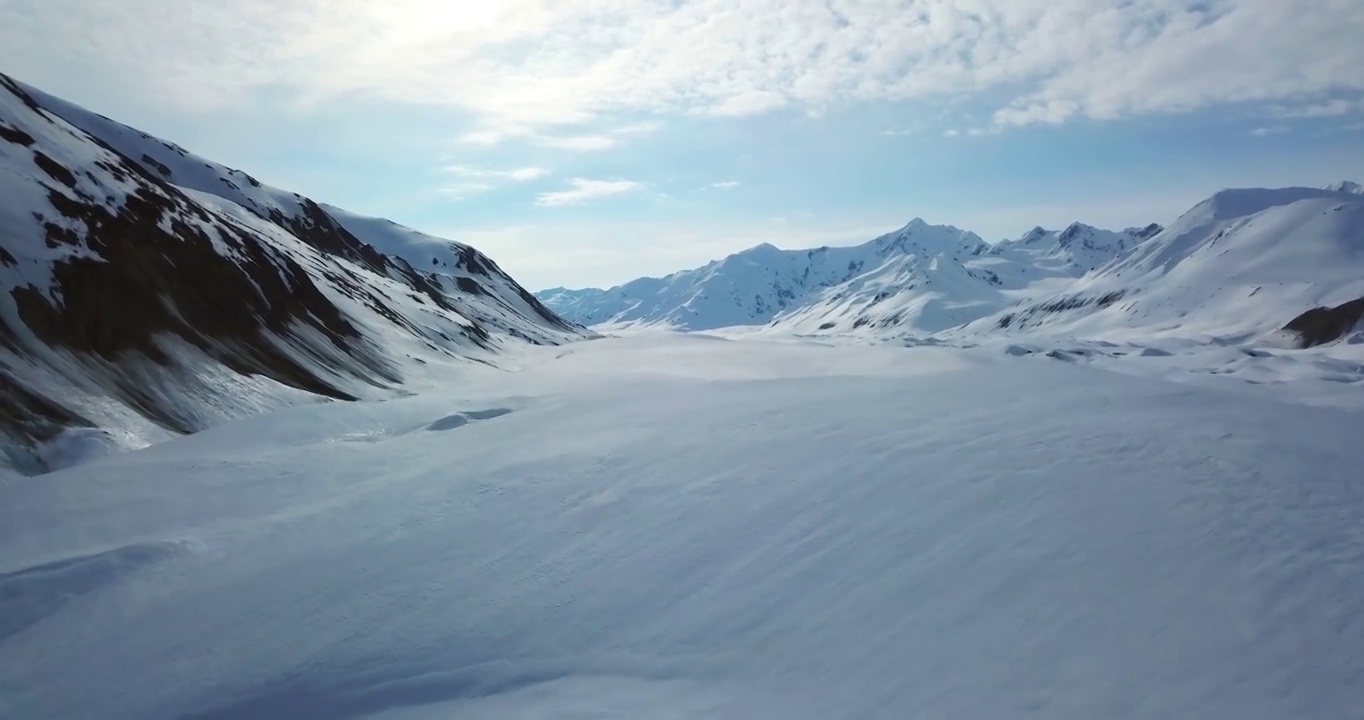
[2,0,1362,291]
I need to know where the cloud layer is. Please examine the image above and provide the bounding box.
[536,178,641,207]
[4,0,1361,132]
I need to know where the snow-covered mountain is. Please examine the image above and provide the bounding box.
[543,182,1364,348]
[540,219,1160,334]
[772,222,1165,335]
[963,185,1364,346]
[0,74,585,473]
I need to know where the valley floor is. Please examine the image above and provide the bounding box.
[2,332,1363,719]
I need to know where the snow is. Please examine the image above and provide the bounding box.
[2,72,583,473]
[538,219,1167,337]
[537,219,996,332]
[542,182,1363,352]
[966,185,1364,342]
[4,331,1364,719]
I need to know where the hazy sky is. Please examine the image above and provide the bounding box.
[3,0,1362,290]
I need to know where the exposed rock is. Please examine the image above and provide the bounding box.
[1283,296,1364,347]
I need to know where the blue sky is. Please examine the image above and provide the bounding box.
[2,0,1362,290]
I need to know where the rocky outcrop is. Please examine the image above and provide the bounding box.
[1282,296,1364,347]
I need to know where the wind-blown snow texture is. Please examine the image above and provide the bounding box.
[0,74,584,473]
[2,332,1363,720]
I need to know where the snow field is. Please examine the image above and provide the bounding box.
[3,332,1363,719]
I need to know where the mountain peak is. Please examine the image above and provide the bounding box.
[1325,180,1363,194]
[1057,222,1095,246]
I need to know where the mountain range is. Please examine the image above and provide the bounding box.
[0,74,586,473]
[539,185,1364,346]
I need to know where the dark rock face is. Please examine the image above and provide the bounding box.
[995,290,1127,331]
[16,183,389,399]
[1283,296,1364,347]
[0,72,583,472]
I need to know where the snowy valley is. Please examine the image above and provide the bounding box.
[3,75,1364,720]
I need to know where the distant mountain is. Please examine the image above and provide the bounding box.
[0,74,585,473]
[539,219,1160,334]
[772,222,1164,335]
[961,185,1364,346]
[543,182,1364,349]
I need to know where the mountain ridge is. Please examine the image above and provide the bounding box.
[539,183,1364,347]
[538,218,1161,333]
[0,73,586,473]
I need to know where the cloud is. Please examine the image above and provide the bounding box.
[3,0,1361,133]
[942,129,961,138]
[703,90,788,117]
[455,122,661,152]
[535,178,641,207]
[438,165,550,199]
[1248,126,1290,137]
[1269,97,1364,119]
[533,135,618,152]
[706,180,740,190]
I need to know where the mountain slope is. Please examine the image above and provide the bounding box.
[962,186,1364,345]
[770,222,1162,335]
[538,220,990,331]
[0,74,584,473]
[539,219,1159,335]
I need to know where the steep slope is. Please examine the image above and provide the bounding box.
[0,74,584,473]
[961,186,1364,344]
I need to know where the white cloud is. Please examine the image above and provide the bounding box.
[444,165,551,181]
[437,165,550,199]
[706,181,740,190]
[1248,126,1290,137]
[942,129,961,138]
[535,178,641,207]
[455,122,661,152]
[1269,97,1364,119]
[704,90,788,118]
[533,135,618,152]
[2,1,1360,134]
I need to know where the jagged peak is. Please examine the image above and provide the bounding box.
[1325,180,1363,194]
